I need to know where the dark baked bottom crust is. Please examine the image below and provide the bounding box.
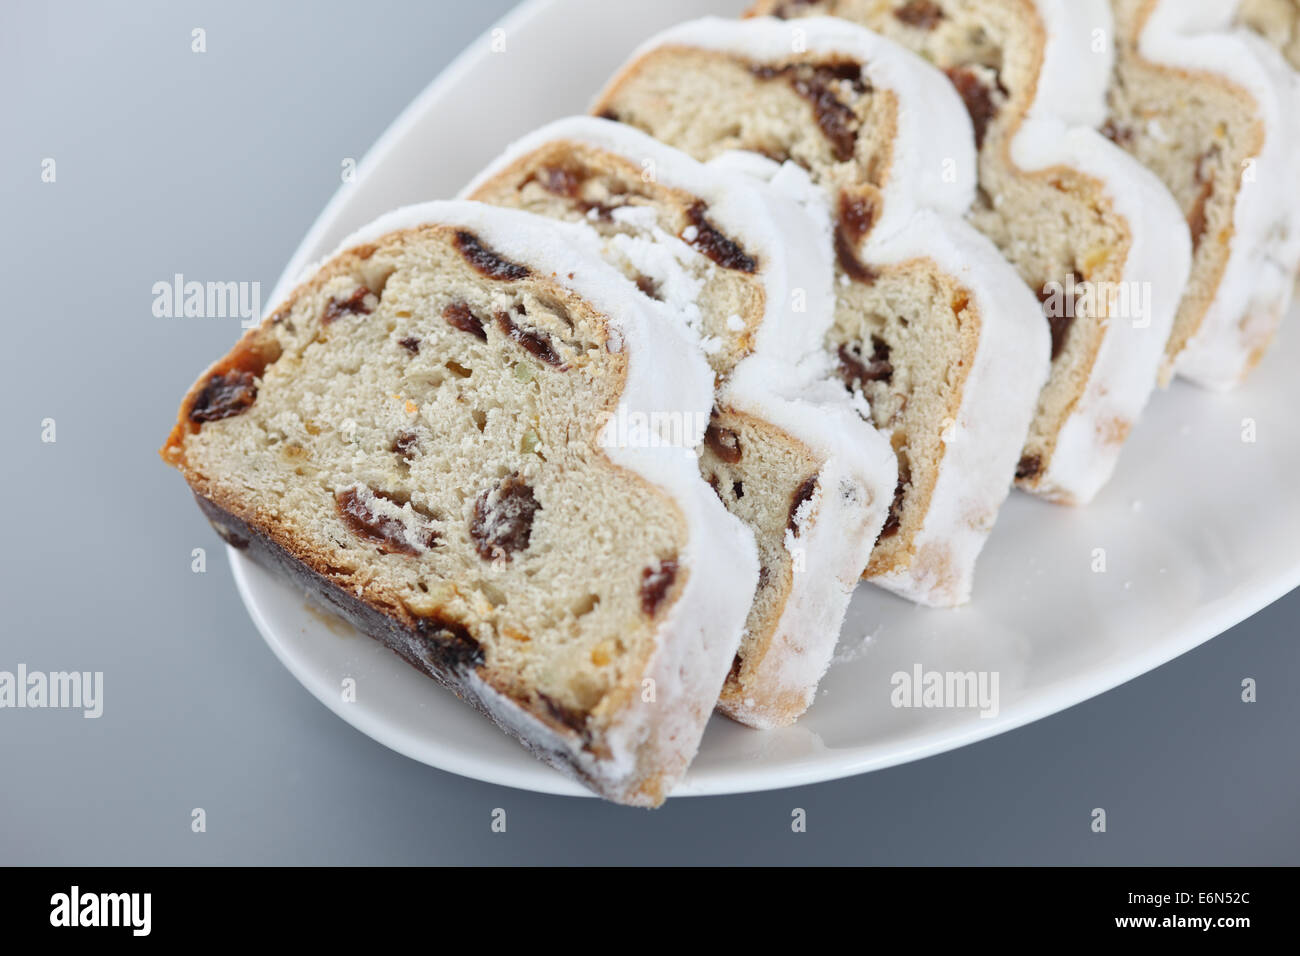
[191,492,607,798]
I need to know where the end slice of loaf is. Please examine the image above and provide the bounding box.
[752,1,1192,504]
[160,200,759,806]
[464,117,897,727]
[1108,0,1300,390]
[593,17,1050,606]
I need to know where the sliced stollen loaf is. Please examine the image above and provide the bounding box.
[464,117,897,728]
[1106,0,1300,389]
[752,0,1192,504]
[1239,0,1300,69]
[160,200,759,806]
[593,17,1050,606]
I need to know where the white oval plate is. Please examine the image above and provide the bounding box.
[231,0,1300,798]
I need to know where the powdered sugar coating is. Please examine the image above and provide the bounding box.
[1137,0,1300,390]
[332,199,759,805]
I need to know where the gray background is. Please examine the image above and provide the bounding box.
[2,0,1296,865]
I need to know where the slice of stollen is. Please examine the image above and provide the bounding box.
[465,117,897,727]
[161,200,758,806]
[751,0,1192,504]
[1108,0,1300,389]
[593,16,1050,606]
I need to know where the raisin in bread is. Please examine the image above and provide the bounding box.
[751,1,1192,504]
[594,17,1050,606]
[160,201,760,806]
[1240,0,1300,69]
[1106,0,1300,389]
[464,117,897,727]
